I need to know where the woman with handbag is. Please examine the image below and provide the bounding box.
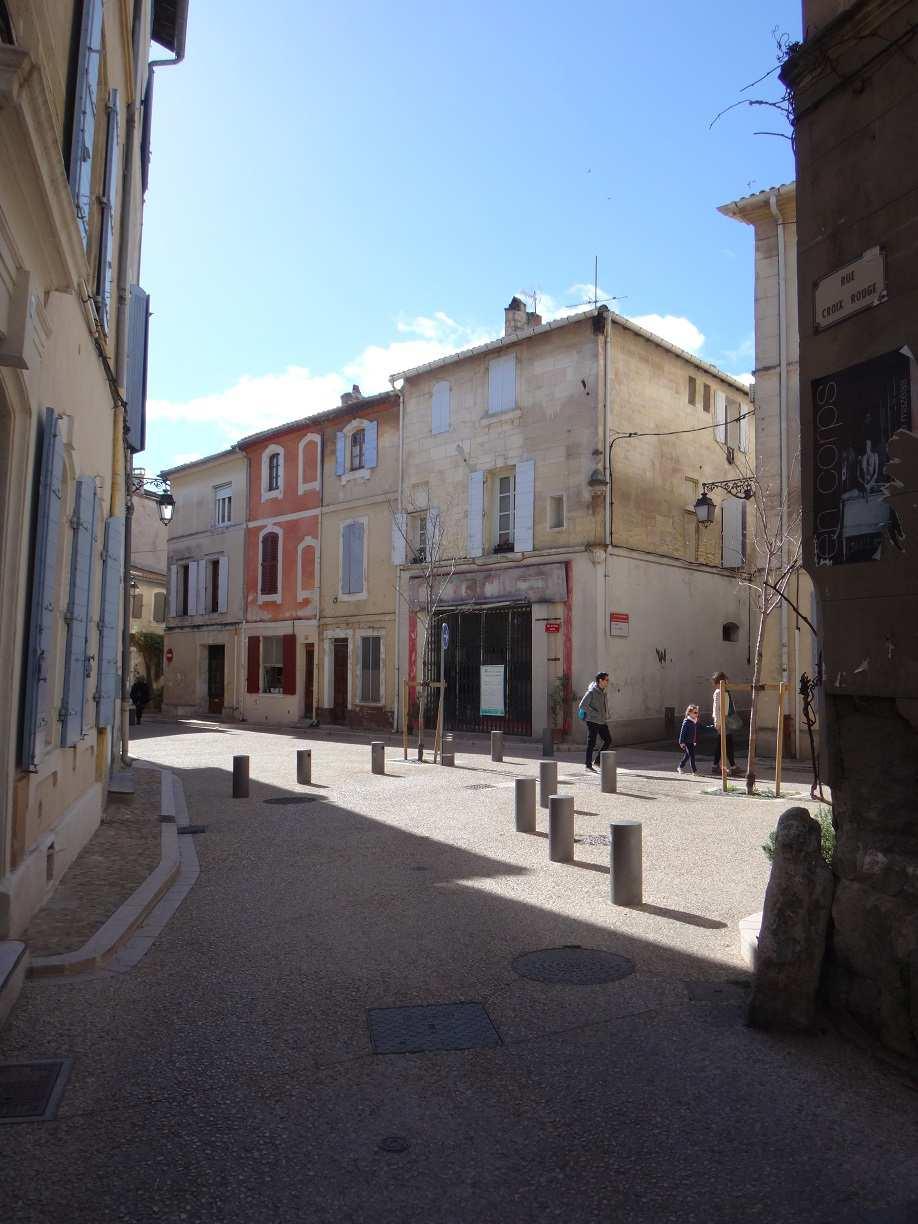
[711,671,741,775]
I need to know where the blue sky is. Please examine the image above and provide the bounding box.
[140,0,799,475]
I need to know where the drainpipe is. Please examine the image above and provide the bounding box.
[769,189,791,754]
[391,378,405,732]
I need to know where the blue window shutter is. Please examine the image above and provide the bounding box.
[95,515,124,727]
[351,521,365,592]
[61,476,98,745]
[21,409,66,769]
[69,0,104,248]
[96,89,119,333]
[432,381,450,434]
[365,420,378,468]
[515,459,535,552]
[468,471,484,557]
[335,431,345,476]
[125,285,149,452]
[721,497,744,569]
[341,522,352,593]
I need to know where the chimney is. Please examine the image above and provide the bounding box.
[340,383,363,406]
[504,296,542,337]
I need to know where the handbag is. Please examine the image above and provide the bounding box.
[577,707,587,721]
[725,692,742,733]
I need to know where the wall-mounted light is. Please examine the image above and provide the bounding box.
[693,478,753,526]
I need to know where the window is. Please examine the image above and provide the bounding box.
[153,592,166,623]
[702,383,711,414]
[359,635,382,703]
[350,428,366,471]
[688,376,697,406]
[268,452,281,491]
[261,532,279,595]
[410,512,427,563]
[262,636,284,694]
[261,445,284,499]
[215,483,232,525]
[131,590,143,618]
[488,353,517,415]
[207,558,220,614]
[178,563,191,616]
[547,495,565,530]
[495,473,515,549]
[723,622,740,643]
[341,520,365,595]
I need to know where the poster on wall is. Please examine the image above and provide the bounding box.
[480,665,505,717]
[812,347,914,566]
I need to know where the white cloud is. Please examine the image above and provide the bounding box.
[626,313,706,354]
[731,372,755,387]
[169,451,203,466]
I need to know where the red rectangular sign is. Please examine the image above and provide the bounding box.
[544,622,561,633]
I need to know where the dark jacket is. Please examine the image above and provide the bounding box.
[130,679,151,707]
[678,717,697,746]
[578,681,609,725]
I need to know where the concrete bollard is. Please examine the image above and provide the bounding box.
[514,777,537,833]
[601,750,618,794]
[539,759,558,809]
[491,731,504,762]
[296,749,312,785]
[549,795,575,862]
[610,820,642,906]
[417,744,424,762]
[441,733,455,766]
[371,742,385,775]
[541,727,554,757]
[232,755,250,799]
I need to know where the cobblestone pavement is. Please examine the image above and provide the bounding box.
[2,723,915,1224]
[22,768,163,957]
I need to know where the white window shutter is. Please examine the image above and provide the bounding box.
[739,406,749,453]
[488,355,516,415]
[714,391,727,444]
[722,498,744,568]
[391,511,407,565]
[514,460,535,552]
[432,381,450,434]
[68,0,104,247]
[169,564,177,616]
[218,555,228,613]
[187,561,199,615]
[198,560,208,614]
[503,354,517,411]
[468,471,484,557]
[365,420,378,468]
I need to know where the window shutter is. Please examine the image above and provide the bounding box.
[391,511,407,565]
[125,286,149,453]
[432,381,450,434]
[196,560,207,616]
[185,560,198,615]
[282,633,297,695]
[68,0,104,247]
[168,564,177,617]
[21,409,66,769]
[95,515,124,728]
[722,497,745,569]
[739,406,749,453]
[246,635,260,694]
[426,507,440,560]
[514,460,535,552]
[365,420,378,468]
[714,391,727,444]
[489,355,517,414]
[218,555,228,613]
[468,471,484,557]
[61,476,98,746]
[153,591,165,622]
[96,89,119,333]
[340,522,352,592]
[349,521,365,593]
[335,431,345,476]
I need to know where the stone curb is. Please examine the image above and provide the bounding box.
[29,772,181,978]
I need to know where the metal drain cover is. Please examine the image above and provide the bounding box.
[264,796,323,806]
[368,1002,501,1054]
[511,946,635,985]
[464,784,495,791]
[0,1058,72,1123]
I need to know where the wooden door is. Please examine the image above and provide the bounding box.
[207,645,225,714]
[332,640,348,723]
[304,644,315,720]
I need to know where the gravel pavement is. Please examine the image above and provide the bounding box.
[2,722,916,1223]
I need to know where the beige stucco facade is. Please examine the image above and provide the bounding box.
[128,490,167,692]
[163,449,246,719]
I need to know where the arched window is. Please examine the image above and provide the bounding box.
[260,531,279,596]
[722,621,740,643]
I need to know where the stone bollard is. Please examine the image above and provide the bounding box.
[417,744,424,762]
[747,807,834,1033]
[609,820,642,905]
[541,727,554,757]
[491,731,504,762]
[296,749,312,785]
[601,750,618,794]
[371,742,385,775]
[232,755,250,799]
[549,795,575,862]
[539,759,558,809]
[514,777,537,833]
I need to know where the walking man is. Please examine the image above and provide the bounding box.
[578,672,612,772]
[130,674,151,725]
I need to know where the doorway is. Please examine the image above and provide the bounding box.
[207,644,225,715]
[304,643,315,720]
[332,640,348,723]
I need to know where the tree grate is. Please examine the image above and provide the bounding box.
[0,1058,72,1124]
[264,796,324,806]
[511,946,635,986]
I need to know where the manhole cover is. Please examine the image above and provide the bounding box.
[378,1135,410,1153]
[264,796,323,806]
[464,784,495,791]
[511,946,635,986]
[0,1058,72,1123]
[368,1002,501,1054]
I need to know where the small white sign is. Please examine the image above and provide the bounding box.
[814,247,886,331]
[609,611,629,638]
[480,664,505,716]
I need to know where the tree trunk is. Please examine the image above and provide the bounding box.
[746,591,768,794]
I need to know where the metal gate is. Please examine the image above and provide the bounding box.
[423,604,532,736]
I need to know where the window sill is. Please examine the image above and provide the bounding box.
[340,467,371,485]
[480,407,521,427]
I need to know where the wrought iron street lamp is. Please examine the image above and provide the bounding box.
[693,477,754,526]
[130,467,175,526]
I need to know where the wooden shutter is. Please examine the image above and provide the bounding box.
[21,409,66,768]
[125,286,149,453]
[282,633,297,695]
[468,471,484,557]
[96,89,119,333]
[349,521,365,593]
[335,431,345,475]
[61,476,98,746]
[714,391,727,444]
[722,497,745,569]
[246,635,260,693]
[186,560,199,615]
[68,0,104,247]
[153,591,165,622]
[196,560,207,615]
[168,564,177,616]
[432,381,450,434]
[95,515,124,728]
[514,460,535,552]
[739,406,749,453]
[218,555,228,613]
[365,420,378,468]
[488,354,516,414]
[391,511,407,565]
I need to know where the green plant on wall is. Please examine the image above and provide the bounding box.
[131,631,163,687]
[762,806,835,867]
[548,675,573,730]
